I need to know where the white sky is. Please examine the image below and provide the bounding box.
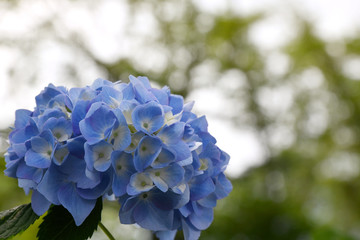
[1,0,360,177]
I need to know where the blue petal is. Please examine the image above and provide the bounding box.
[11,143,27,158]
[99,86,123,108]
[119,83,135,100]
[119,196,139,224]
[191,201,200,215]
[129,75,157,103]
[91,78,113,90]
[121,195,139,212]
[137,76,152,89]
[127,173,154,195]
[183,124,195,139]
[113,174,131,197]
[37,108,67,126]
[111,151,135,196]
[151,147,175,169]
[60,156,97,187]
[16,161,43,183]
[134,136,162,171]
[18,179,36,194]
[198,132,216,145]
[133,83,156,103]
[181,218,201,240]
[155,230,177,240]
[148,164,184,192]
[184,165,195,182]
[212,150,230,176]
[173,184,190,209]
[43,117,72,142]
[71,100,90,136]
[197,193,217,208]
[67,136,86,159]
[59,155,89,184]
[189,116,208,133]
[188,140,202,152]
[53,144,69,166]
[110,109,131,151]
[31,190,51,216]
[183,101,195,112]
[35,84,63,109]
[134,201,174,231]
[77,172,112,200]
[172,210,182,229]
[168,141,192,166]
[132,101,164,134]
[25,150,51,169]
[125,131,145,153]
[188,206,213,230]
[112,108,128,126]
[133,201,149,223]
[199,143,220,160]
[198,144,220,174]
[58,183,97,226]
[25,118,40,138]
[112,151,135,175]
[68,87,83,102]
[119,99,139,124]
[191,152,201,171]
[5,149,18,162]
[214,173,232,199]
[157,122,185,145]
[80,168,101,189]
[149,88,169,105]
[69,87,97,104]
[84,141,113,172]
[47,93,72,114]
[169,94,184,115]
[14,109,32,129]
[4,158,21,178]
[37,166,65,205]
[197,157,213,176]
[172,182,187,195]
[150,174,167,192]
[9,128,30,145]
[179,203,192,218]
[79,103,117,144]
[162,105,173,114]
[41,117,58,131]
[30,137,51,154]
[189,176,215,201]
[151,189,183,211]
[74,173,100,190]
[31,130,54,153]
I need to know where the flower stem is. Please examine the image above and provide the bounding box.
[98,221,116,240]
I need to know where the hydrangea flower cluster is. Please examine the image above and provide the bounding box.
[4,76,232,240]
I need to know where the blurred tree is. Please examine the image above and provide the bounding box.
[2,0,360,240]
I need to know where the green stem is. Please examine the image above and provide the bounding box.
[98,221,116,240]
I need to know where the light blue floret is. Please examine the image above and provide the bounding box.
[132,101,165,135]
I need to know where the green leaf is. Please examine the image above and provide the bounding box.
[37,198,102,240]
[0,203,40,239]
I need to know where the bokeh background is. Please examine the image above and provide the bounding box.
[1,0,360,239]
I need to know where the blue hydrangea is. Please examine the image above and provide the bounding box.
[5,76,232,240]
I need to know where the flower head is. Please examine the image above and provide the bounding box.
[5,75,232,239]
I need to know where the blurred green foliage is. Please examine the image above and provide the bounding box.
[2,0,360,239]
